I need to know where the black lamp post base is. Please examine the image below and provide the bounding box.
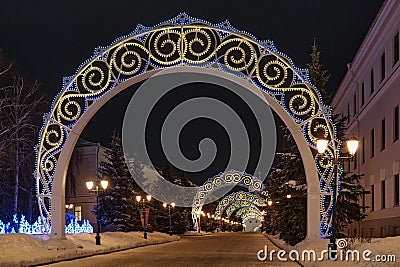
[95,234,101,245]
[328,242,337,260]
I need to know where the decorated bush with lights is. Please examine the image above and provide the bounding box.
[0,214,93,234]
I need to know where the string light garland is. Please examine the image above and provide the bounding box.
[34,13,339,237]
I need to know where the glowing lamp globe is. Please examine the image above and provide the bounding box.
[86,181,94,191]
[316,138,329,154]
[346,136,359,156]
[100,180,108,190]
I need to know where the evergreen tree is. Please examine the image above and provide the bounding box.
[97,133,142,232]
[307,38,331,104]
[307,40,368,236]
[333,115,369,234]
[267,126,307,245]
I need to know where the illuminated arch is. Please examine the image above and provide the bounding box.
[225,200,265,218]
[236,206,263,222]
[214,191,266,218]
[191,170,266,230]
[34,13,339,237]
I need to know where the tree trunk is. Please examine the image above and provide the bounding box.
[13,147,19,215]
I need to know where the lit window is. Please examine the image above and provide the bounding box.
[74,206,82,222]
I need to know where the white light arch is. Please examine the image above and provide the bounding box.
[34,13,339,238]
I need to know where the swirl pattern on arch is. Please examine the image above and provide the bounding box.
[191,170,267,230]
[214,191,266,219]
[34,13,339,237]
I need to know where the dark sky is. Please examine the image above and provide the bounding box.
[0,1,384,97]
[0,1,385,179]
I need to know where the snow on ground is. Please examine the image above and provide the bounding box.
[0,231,179,267]
[268,235,400,267]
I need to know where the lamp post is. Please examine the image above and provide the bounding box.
[163,202,175,236]
[136,195,152,239]
[86,179,108,245]
[261,210,266,233]
[267,200,276,235]
[65,204,74,212]
[316,135,359,259]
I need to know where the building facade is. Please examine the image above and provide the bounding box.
[332,0,400,238]
[65,139,108,229]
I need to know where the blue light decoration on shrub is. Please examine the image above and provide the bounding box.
[0,214,93,234]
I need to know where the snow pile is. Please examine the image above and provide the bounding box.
[0,232,179,267]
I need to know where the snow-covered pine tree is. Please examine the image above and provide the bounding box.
[97,133,140,232]
[307,38,331,104]
[268,125,307,246]
[333,115,369,235]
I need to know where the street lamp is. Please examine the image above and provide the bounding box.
[261,210,266,233]
[136,194,152,239]
[316,135,359,258]
[86,179,108,245]
[163,202,175,236]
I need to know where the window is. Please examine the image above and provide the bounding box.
[354,153,357,170]
[353,94,357,116]
[347,159,351,172]
[370,69,374,94]
[394,106,399,142]
[395,174,399,207]
[362,137,365,164]
[381,180,386,209]
[381,118,385,151]
[74,206,82,222]
[371,185,375,211]
[362,192,366,213]
[370,129,375,158]
[394,32,399,66]
[361,82,365,106]
[380,53,385,82]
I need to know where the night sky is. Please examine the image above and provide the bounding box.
[0,1,385,180]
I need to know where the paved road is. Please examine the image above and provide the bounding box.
[42,232,300,267]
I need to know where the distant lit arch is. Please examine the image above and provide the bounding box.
[191,170,266,230]
[225,200,265,218]
[214,191,266,218]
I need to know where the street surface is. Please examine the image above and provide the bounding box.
[42,232,299,267]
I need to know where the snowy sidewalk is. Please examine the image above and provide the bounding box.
[266,233,399,267]
[0,232,180,267]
